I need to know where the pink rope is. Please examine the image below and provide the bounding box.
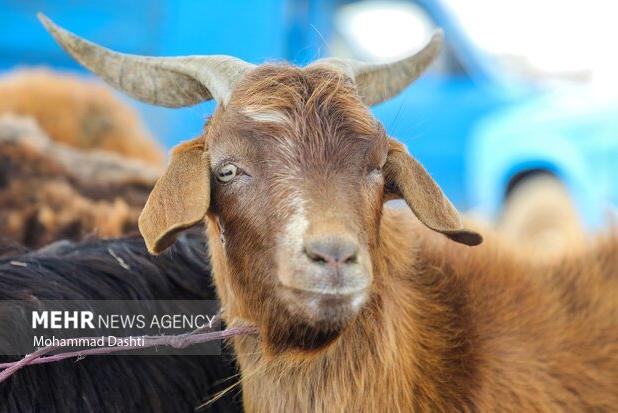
[0,325,258,384]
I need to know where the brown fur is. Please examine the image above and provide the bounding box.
[0,68,164,166]
[0,115,156,248]
[150,64,617,411]
[217,207,618,412]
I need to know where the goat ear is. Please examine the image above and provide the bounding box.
[384,139,482,246]
[138,137,210,255]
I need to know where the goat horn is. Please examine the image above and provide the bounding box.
[38,13,254,107]
[309,30,444,106]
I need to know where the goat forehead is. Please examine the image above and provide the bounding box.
[209,118,380,175]
[229,64,379,133]
[208,64,387,180]
[257,138,374,182]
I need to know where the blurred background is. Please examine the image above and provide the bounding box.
[1,0,617,256]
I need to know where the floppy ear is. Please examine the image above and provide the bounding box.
[384,139,482,246]
[138,137,210,254]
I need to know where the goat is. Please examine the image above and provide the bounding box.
[42,15,618,412]
[498,173,586,261]
[0,229,242,413]
[0,68,164,167]
[0,115,158,248]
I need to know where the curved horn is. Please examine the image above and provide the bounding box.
[310,30,443,106]
[38,13,254,107]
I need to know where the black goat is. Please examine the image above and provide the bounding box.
[0,230,242,413]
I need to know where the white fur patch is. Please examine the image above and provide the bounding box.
[281,195,308,251]
[241,107,289,125]
[275,194,308,288]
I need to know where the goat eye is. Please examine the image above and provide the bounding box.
[216,164,238,183]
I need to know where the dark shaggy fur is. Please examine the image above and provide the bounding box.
[0,230,242,413]
[0,115,157,248]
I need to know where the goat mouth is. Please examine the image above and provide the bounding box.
[279,285,368,323]
[277,269,372,297]
[281,284,367,300]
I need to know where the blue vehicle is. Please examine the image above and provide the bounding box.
[1,0,616,229]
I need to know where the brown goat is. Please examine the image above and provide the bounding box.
[42,15,618,412]
[0,68,164,167]
[0,115,157,247]
[498,173,586,261]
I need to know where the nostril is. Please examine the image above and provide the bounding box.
[303,236,359,267]
[343,254,357,265]
[304,247,329,264]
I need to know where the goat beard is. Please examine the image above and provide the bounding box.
[260,300,352,355]
[264,317,343,355]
